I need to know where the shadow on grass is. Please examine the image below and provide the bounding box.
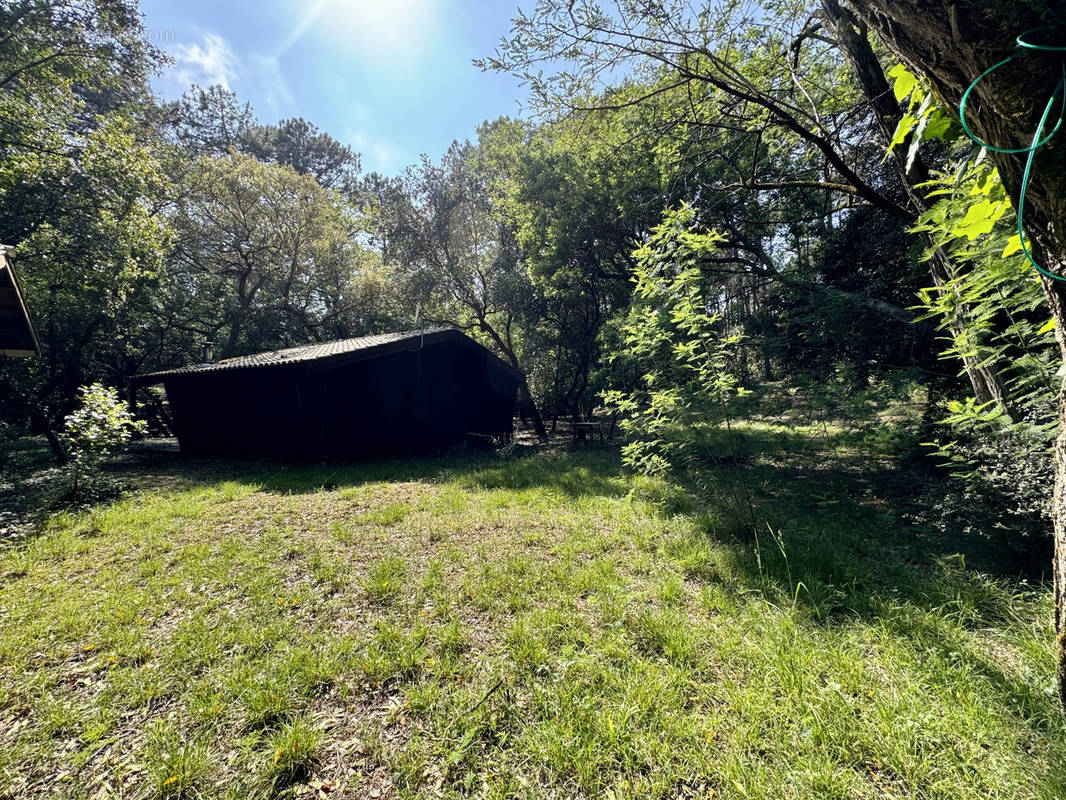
[114,439,632,502]
[172,428,1063,772]
[668,431,1066,782]
[121,430,1050,596]
[114,428,1051,586]
[678,444,1051,651]
[710,454,1051,597]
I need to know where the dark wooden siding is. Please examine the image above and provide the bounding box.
[161,337,518,459]
[0,257,39,357]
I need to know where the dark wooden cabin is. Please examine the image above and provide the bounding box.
[131,329,521,459]
[0,246,40,357]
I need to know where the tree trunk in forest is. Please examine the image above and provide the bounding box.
[41,418,67,464]
[823,0,1015,416]
[847,0,1066,712]
[474,319,549,439]
[519,378,549,440]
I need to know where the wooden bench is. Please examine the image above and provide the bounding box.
[572,421,605,444]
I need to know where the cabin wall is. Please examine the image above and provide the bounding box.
[162,338,518,460]
[164,366,310,458]
[315,350,418,459]
[0,259,39,356]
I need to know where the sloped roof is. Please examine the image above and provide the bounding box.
[133,328,522,385]
[0,246,40,357]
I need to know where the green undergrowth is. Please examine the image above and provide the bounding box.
[0,438,1062,798]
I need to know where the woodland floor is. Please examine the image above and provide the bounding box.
[1,395,1064,799]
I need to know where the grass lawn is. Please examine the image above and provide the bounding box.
[1,428,1064,798]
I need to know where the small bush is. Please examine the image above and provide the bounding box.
[59,383,145,495]
[928,423,1052,523]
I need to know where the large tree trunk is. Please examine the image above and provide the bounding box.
[847,0,1066,711]
[823,0,1014,415]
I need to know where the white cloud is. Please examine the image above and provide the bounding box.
[166,34,295,117]
[173,33,240,89]
[348,129,408,174]
[247,54,295,115]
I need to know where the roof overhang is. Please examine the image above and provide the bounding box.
[0,246,41,358]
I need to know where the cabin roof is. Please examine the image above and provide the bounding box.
[133,328,522,386]
[0,246,40,358]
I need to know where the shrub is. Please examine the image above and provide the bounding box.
[601,205,750,477]
[59,383,145,493]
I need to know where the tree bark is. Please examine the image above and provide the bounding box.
[847,0,1066,712]
[473,319,549,439]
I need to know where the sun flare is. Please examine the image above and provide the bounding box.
[283,0,437,58]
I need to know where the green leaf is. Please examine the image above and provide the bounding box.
[949,198,1009,240]
[886,113,918,158]
[888,64,917,102]
[970,167,1001,196]
[924,108,958,141]
[1002,234,1024,257]
[906,109,931,174]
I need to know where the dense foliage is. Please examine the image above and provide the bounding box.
[0,0,1053,530]
[602,205,746,475]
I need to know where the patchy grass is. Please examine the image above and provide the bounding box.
[264,716,322,789]
[0,438,1063,798]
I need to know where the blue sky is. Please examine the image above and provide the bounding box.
[140,0,528,175]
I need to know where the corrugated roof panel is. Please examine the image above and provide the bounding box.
[135,329,452,382]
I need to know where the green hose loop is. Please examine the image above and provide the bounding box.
[959,57,1064,152]
[1017,27,1066,52]
[957,27,1066,280]
[1018,78,1064,281]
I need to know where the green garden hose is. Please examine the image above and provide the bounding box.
[958,27,1066,280]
